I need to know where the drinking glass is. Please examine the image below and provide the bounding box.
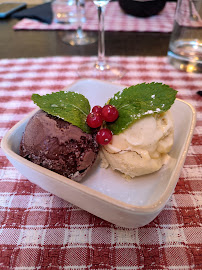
[62,0,97,46]
[52,0,78,24]
[77,0,126,80]
[167,0,202,73]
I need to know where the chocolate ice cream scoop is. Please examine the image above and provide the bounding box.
[20,110,99,181]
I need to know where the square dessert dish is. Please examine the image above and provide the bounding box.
[1,79,196,228]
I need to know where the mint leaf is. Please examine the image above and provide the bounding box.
[106,82,177,135]
[32,91,91,133]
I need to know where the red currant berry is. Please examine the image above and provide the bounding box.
[86,112,103,128]
[96,128,113,145]
[102,105,119,122]
[92,105,102,114]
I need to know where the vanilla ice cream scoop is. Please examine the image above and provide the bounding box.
[100,110,174,178]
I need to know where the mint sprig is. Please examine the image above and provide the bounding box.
[32,91,91,133]
[31,83,177,135]
[106,82,177,135]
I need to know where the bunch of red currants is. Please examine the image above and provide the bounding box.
[86,105,119,145]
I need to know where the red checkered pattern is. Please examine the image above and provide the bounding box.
[13,1,176,32]
[0,56,202,269]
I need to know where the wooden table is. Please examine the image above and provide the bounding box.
[0,16,170,59]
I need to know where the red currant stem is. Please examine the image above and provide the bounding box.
[100,121,106,130]
[106,99,110,105]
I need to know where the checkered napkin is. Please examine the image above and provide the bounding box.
[13,1,176,32]
[0,56,202,269]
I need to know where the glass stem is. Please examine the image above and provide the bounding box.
[76,0,84,39]
[97,5,106,69]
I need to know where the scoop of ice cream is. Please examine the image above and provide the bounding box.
[101,110,174,178]
[20,110,99,181]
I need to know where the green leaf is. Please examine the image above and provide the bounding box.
[106,82,177,135]
[32,91,91,133]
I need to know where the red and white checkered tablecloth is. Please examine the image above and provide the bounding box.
[0,56,202,269]
[13,1,176,32]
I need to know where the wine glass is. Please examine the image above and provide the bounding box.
[62,0,97,46]
[77,0,126,80]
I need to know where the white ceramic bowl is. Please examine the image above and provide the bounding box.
[1,79,196,228]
